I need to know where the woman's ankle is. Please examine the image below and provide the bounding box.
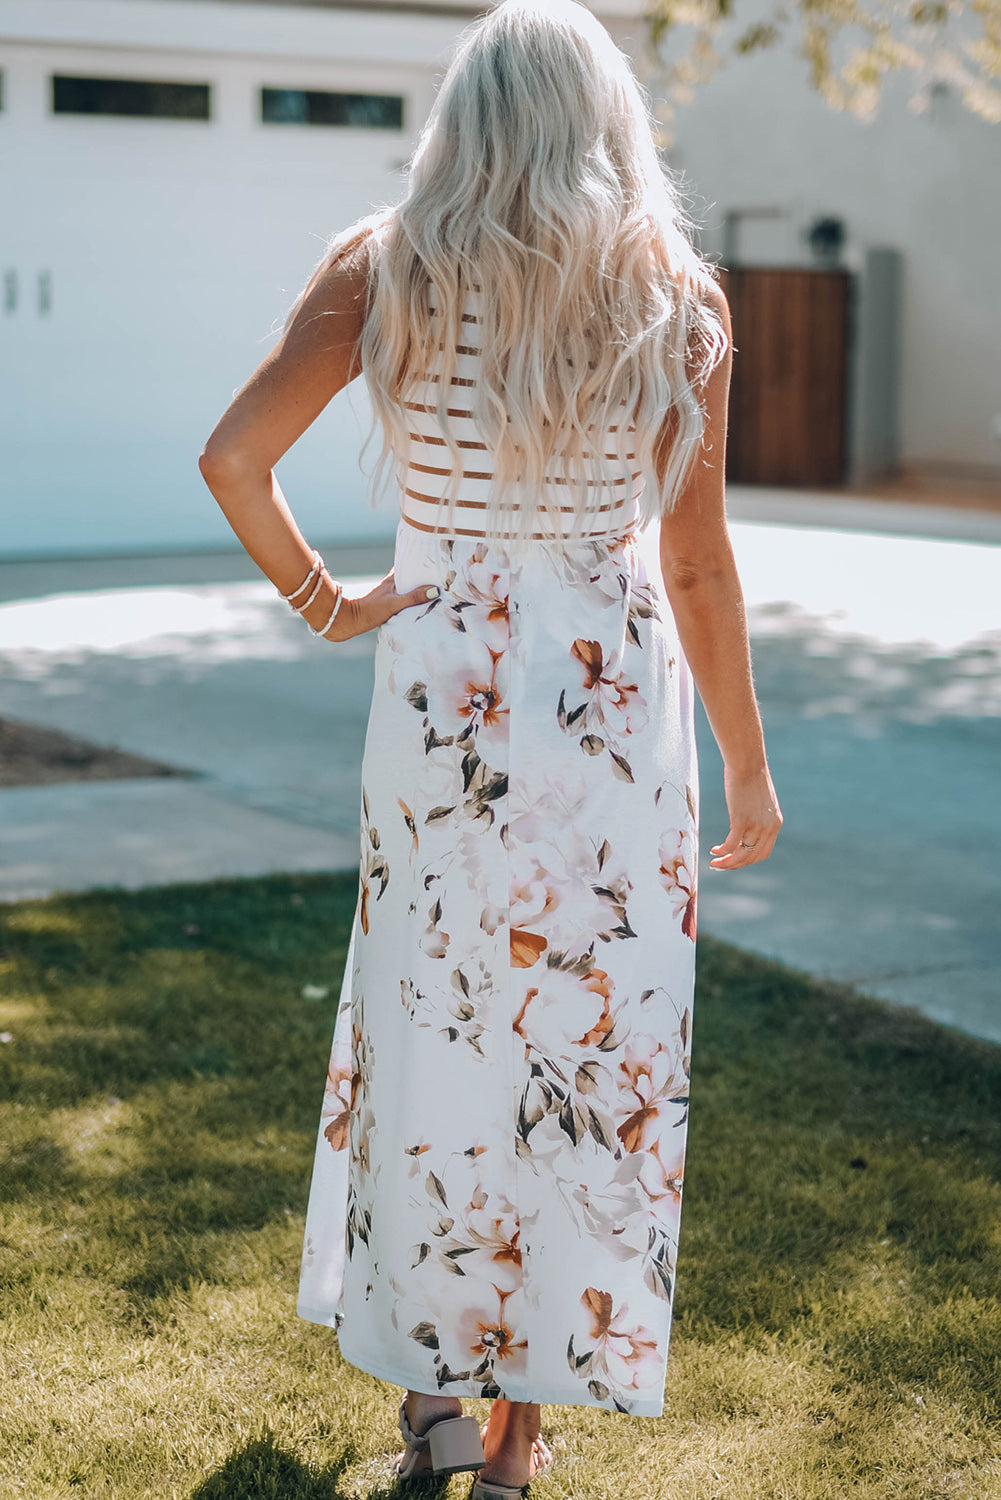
[404,1388,463,1434]
[481,1399,541,1479]
[486,1398,540,1436]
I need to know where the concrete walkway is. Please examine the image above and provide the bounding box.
[1,486,999,1045]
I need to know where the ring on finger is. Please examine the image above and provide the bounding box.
[739,839,757,850]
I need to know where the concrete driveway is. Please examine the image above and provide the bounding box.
[1,487,999,1046]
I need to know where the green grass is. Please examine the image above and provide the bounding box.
[1,872,1000,1500]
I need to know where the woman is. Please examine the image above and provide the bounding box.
[199,0,782,1493]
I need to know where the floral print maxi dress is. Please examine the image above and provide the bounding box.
[296,510,700,1418]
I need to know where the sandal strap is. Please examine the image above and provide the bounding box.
[397,1395,431,1451]
[471,1439,553,1497]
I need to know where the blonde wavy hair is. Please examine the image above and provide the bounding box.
[288,0,730,539]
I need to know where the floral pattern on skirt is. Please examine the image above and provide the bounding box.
[297,520,699,1417]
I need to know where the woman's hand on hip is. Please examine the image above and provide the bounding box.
[318,571,439,642]
[709,763,783,870]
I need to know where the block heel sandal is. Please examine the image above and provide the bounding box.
[395,1395,486,1479]
[470,1433,554,1498]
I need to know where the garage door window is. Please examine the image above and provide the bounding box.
[52,76,211,119]
[261,88,403,129]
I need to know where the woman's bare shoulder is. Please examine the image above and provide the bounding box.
[296,209,393,323]
[697,272,731,326]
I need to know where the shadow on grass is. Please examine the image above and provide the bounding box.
[188,1425,458,1500]
[3,871,1001,1475]
[0,872,357,1312]
[190,1427,358,1500]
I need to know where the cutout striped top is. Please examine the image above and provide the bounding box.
[396,288,645,541]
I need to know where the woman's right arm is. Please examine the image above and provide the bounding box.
[658,281,782,870]
[198,228,434,638]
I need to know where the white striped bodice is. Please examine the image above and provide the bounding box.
[395,288,645,541]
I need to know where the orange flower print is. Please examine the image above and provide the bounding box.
[513,962,621,1061]
[454,668,505,737]
[615,1036,688,1200]
[298,524,700,1417]
[658,826,697,940]
[398,798,419,857]
[321,1058,354,1153]
[570,1287,661,1398]
[571,968,615,1046]
[510,928,548,968]
[454,1285,528,1373]
[425,1178,524,1295]
[569,638,649,738]
[453,549,510,647]
[462,1186,523,1277]
[349,1017,376,1178]
[403,1140,432,1178]
[431,644,509,757]
[510,861,562,929]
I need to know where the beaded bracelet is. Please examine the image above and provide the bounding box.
[299,566,327,614]
[283,549,323,610]
[280,551,345,639]
[308,581,344,639]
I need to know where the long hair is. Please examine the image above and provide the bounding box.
[288,0,730,538]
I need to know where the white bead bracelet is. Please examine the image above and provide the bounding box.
[283,549,324,610]
[299,565,328,614]
[309,582,345,638]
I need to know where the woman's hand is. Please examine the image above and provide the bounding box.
[709,763,783,870]
[310,571,439,642]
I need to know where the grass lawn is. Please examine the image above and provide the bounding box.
[1,871,1000,1500]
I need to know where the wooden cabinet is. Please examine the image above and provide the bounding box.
[718,266,852,487]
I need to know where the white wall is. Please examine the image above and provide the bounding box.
[1,0,999,562]
[0,0,457,559]
[642,25,1001,479]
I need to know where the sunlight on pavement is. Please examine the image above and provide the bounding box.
[0,528,998,665]
[729,524,1000,652]
[0,577,385,665]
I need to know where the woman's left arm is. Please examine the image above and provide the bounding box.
[198,234,434,637]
